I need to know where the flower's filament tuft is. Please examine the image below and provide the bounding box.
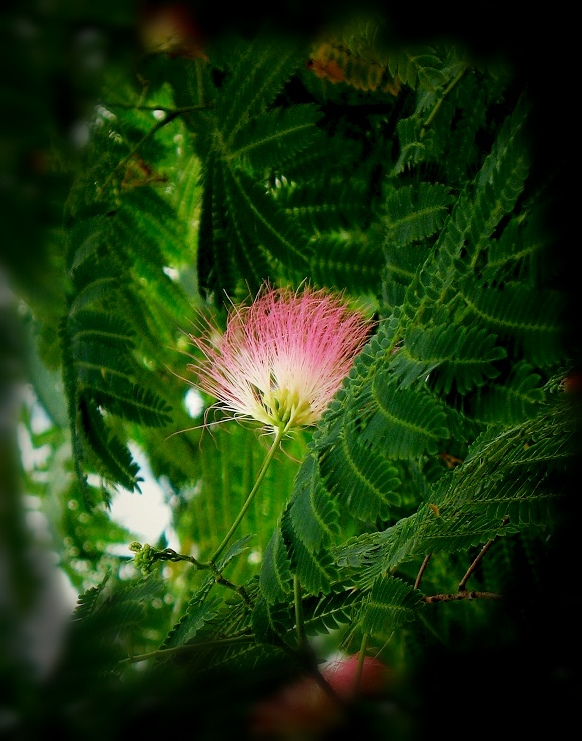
[188,283,374,435]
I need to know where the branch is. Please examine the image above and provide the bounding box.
[458,515,510,590]
[414,553,432,590]
[423,590,502,604]
[128,543,252,606]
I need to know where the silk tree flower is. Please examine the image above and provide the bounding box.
[188,284,373,436]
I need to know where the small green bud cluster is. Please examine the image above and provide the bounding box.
[129,542,156,575]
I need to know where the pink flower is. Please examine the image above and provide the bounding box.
[188,284,373,435]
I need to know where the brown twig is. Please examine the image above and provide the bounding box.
[458,516,510,591]
[423,590,502,604]
[414,553,432,590]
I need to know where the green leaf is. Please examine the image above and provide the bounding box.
[303,587,360,636]
[472,360,545,424]
[288,455,339,551]
[197,154,238,299]
[459,281,566,366]
[363,376,450,457]
[282,505,338,596]
[222,163,311,274]
[217,34,305,144]
[251,595,293,649]
[229,104,323,172]
[310,230,384,294]
[336,396,573,581]
[86,380,172,428]
[386,47,447,91]
[321,424,402,521]
[360,576,422,641]
[78,396,142,492]
[69,310,135,349]
[260,526,293,604]
[160,575,220,649]
[71,571,111,622]
[390,324,506,394]
[215,535,255,571]
[383,182,453,245]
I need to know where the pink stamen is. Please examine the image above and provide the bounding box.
[188,284,374,434]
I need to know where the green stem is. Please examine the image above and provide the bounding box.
[119,634,253,665]
[102,103,213,113]
[353,633,369,697]
[209,426,285,564]
[293,575,306,648]
[420,65,466,137]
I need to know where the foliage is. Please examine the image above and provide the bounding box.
[2,3,579,739]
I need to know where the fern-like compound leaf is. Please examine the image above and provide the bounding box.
[160,575,220,650]
[287,454,339,551]
[229,104,323,173]
[259,526,294,605]
[217,34,305,145]
[363,375,450,457]
[320,424,402,521]
[383,182,454,246]
[359,576,423,641]
[222,162,311,276]
[459,280,566,367]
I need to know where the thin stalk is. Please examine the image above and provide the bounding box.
[353,633,369,697]
[209,426,285,564]
[102,103,213,113]
[293,575,306,648]
[119,634,253,665]
[414,553,432,590]
[458,515,510,590]
[420,65,466,136]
